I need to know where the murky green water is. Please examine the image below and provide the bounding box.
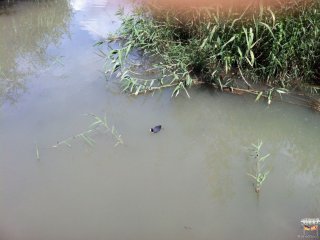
[0,1,320,240]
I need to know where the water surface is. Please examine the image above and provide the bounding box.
[0,1,320,240]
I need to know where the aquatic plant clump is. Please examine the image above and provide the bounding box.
[108,0,320,98]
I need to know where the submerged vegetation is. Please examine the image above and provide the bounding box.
[106,0,320,109]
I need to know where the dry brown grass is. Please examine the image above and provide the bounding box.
[141,0,314,10]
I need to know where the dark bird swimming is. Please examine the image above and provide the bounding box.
[150,125,162,133]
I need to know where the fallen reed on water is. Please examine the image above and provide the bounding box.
[52,113,123,148]
[105,0,320,105]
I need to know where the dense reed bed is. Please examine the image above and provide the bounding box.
[107,0,319,107]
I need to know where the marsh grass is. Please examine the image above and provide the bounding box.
[106,0,320,104]
[52,113,123,148]
[247,140,271,193]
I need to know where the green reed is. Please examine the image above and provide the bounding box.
[247,140,270,193]
[106,0,319,99]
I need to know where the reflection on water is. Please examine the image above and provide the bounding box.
[0,1,320,240]
[70,0,122,38]
[0,0,71,104]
